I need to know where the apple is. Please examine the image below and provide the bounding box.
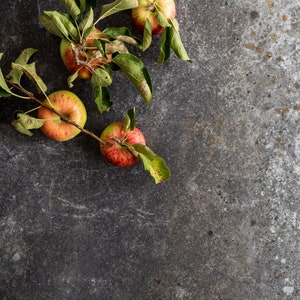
[131,0,176,35]
[100,121,146,167]
[38,90,87,141]
[60,28,112,80]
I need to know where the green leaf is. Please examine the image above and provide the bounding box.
[92,39,107,58]
[0,53,12,97]
[169,18,191,62]
[76,0,97,12]
[93,85,112,113]
[142,18,153,51]
[16,113,45,130]
[91,67,113,87]
[6,48,38,86]
[131,143,171,184]
[39,11,77,40]
[79,7,94,32]
[157,26,172,65]
[123,107,136,131]
[60,0,81,20]
[112,53,152,104]
[103,27,141,48]
[155,5,171,28]
[11,113,45,136]
[11,119,33,136]
[0,68,12,98]
[98,0,138,21]
[11,62,47,94]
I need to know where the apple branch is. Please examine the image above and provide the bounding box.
[6,80,111,146]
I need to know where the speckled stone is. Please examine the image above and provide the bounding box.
[0,0,299,299]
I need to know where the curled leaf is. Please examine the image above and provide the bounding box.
[129,143,171,184]
[169,18,191,63]
[6,48,38,86]
[11,113,45,136]
[11,62,47,94]
[123,107,136,131]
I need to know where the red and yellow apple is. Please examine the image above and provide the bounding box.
[38,90,87,141]
[100,121,146,167]
[60,28,112,80]
[131,0,176,35]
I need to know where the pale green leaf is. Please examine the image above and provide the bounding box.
[155,4,171,28]
[11,62,47,94]
[112,53,152,104]
[60,0,81,20]
[98,0,138,21]
[169,18,191,62]
[6,48,38,86]
[79,7,94,32]
[91,68,113,87]
[40,11,77,40]
[131,143,171,184]
[11,119,33,136]
[16,113,45,130]
[106,40,129,54]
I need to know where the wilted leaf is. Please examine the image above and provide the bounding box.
[91,68,113,87]
[12,119,33,136]
[16,113,45,130]
[155,4,171,28]
[11,62,47,94]
[98,0,138,21]
[169,18,191,62]
[106,40,129,54]
[112,53,152,104]
[131,143,171,184]
[6,48,38,86]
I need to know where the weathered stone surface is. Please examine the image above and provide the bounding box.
[0,1,299,299]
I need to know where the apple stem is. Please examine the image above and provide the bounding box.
[6,80,111,146]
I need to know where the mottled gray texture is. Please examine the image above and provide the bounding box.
[0,0,299,299]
